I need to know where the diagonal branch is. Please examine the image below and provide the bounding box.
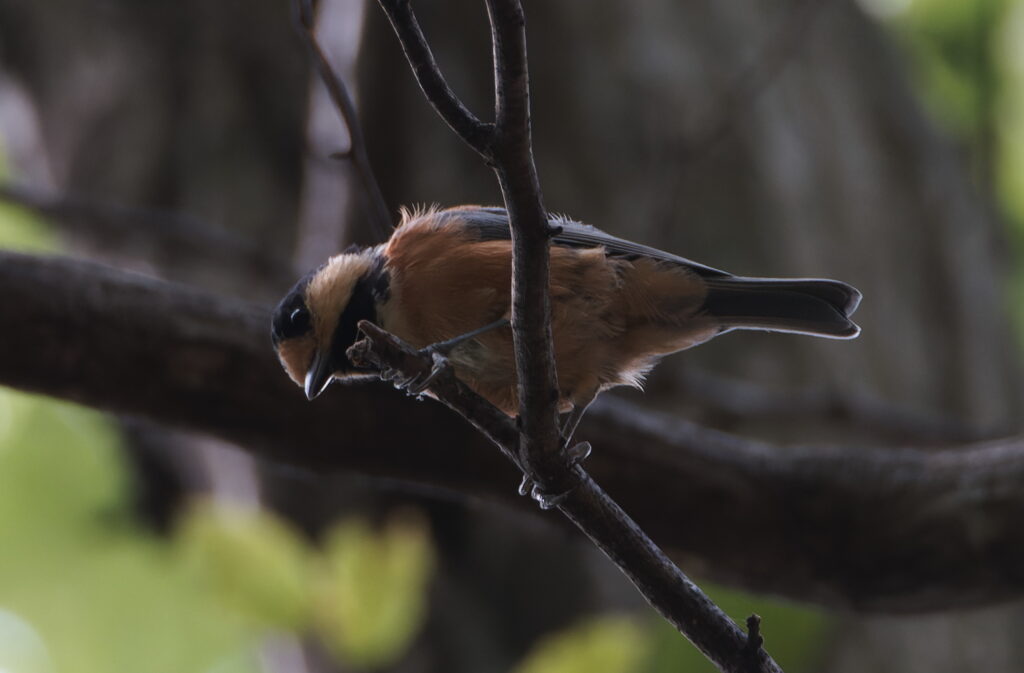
[346,321,778,673]
[291,0,394,242]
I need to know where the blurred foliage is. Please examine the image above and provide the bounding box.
[176,504,437,671]
[0,193,257,673]
[0,609,55,673]
[996,2,1024,221]
[177,501,316,632]
[512,615,651,673]
[643,586,831,673]
[861,0,1024,341]
[888,0,1006,147]
[315,514,436,669]
[0,390,258,673]
[510,587,830,673]
[0,386,439,673]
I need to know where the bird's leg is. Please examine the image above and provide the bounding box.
[393,318,510,395]
[427,317,511,356]
[559,395,596,449]
[517,394,596,510]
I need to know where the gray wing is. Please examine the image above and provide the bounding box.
[448,206,862,322]
[450,206,732,278]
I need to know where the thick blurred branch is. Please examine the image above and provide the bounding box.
[0,182,294,284]
[677,368,993,444]
[4,251,1024,614]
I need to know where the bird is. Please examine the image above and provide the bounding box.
[271,205,861,440]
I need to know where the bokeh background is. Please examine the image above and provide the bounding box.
[0,0,1021,671]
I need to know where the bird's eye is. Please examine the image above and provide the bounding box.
[272,296,313,344]
[289,307,310,330]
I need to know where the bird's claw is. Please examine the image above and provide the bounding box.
[517,474,566,510]
[566,440,592,464]
[516,441,592,510]
[385,350,451,397]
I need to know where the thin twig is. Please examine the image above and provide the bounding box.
[745,615,764,666]
[372,1,782,670]
[376,0,495,158]
[292,0,393,242]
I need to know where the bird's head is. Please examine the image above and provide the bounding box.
[271,249,386,399]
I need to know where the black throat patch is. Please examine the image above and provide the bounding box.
[328,256,390,373]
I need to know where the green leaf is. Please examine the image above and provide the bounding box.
[0,389,260,673]
[315,512,435,670]
[175,500,314,631]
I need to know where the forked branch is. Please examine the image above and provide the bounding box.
[372,1,782,671]
[375,0,495,157]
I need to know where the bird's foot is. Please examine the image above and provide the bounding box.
[517,441,592,510]
[382,350,451,397]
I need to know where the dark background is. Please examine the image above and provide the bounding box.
[0,0,1021,671]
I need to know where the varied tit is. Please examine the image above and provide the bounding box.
[271,205,861,433]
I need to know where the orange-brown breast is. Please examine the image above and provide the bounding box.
[378,212,714,414]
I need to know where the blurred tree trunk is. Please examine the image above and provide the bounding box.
[1,0,1021,671]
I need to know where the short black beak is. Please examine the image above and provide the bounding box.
[304,350,334,400]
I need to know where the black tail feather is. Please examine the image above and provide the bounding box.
[703,277,861,339]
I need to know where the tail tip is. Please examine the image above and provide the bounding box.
[843,286,863,317]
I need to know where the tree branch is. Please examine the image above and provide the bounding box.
[677,368,995,445]
[375,0,494,157]
[373,2,779,670]
[291,0,393,242]
[481,0,564,484]
[0,182,294,285]
[3,250,1024,614]
[345,321,777,673]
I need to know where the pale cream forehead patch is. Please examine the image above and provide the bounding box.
[307,253,375,347]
